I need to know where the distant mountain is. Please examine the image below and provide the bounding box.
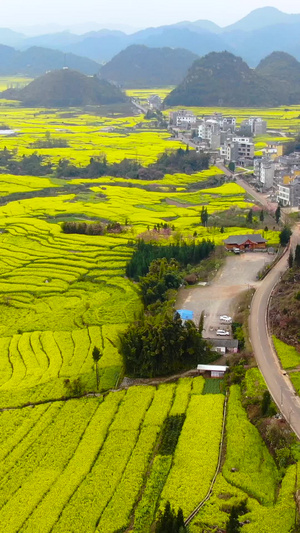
[99,45,198,87]
[0,28,25,48]
[224,7,300,33]
[1,69,126,107]
[164,51,281,107]
[21,31,80,51]
[2,8,300,68]
[0,45,100,76]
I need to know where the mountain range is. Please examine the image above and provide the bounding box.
[164,51,300,107]
[2,8,300,66]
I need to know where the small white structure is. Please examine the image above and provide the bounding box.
[197,364,229,378]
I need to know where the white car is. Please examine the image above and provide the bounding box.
[219,315,232,323]
[216,329,230,336]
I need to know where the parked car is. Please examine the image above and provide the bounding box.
[216,329,230,336]
[220,315,232,323]
[233,247,240,254]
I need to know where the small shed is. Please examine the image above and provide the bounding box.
[197,364,229,378]
[176,309,194,324]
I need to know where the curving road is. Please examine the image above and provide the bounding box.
[249,227,300,438]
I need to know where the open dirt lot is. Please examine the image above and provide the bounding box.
[176,252,272,339]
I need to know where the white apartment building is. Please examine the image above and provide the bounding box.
[169,110,197,127]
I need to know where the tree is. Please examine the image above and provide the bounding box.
[261,390,271,415]
[201,206,208,227]
[155,502,186,533]
[279,226,292,247]
[220,226,224,233]
[246,209,253,224]
[259,210,264,222]
[92,346,102,389]
[288,250,294,268]
[275,204,281,223]
[295,244,300,268]
[226,505,240,533]
[228,161,235,172]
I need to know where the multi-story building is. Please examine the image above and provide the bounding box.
[232,136,254,162]
[169,110,197,127]
[277,175,300,207]
[240,117,267,136]
[254,157,275,190]
[198,119,221,148]
[220,135,254,164]
[220,140,239,162]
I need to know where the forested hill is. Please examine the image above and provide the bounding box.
[164,51,300,107]
[99,45,198,87]
[256,51,300,104]
[0,44,100,76]
[0,69,127,107]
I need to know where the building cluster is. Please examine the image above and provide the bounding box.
[168,109,300,208]
[169,111,268,167]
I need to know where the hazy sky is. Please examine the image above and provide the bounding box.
[5,0,300,31]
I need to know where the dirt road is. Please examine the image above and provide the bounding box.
[176,253,272,338]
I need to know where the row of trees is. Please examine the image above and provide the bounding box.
[0,148,52,176]
[126,239,215,280]
[61,221,123,235]
[0,146,210,180]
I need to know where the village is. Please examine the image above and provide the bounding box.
[146,94,300,210]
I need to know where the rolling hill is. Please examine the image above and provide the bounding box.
[0,69,126,107]
[164,51,282,107]
[99,45,198,87]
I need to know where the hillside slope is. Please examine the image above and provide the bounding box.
[99,45,198,87]
[164,51,280,107]
[1,69,126,107]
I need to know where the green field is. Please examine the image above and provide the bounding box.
[0,95,289,531]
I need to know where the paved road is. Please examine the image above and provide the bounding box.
[249,227,300,438]
[236,176,278,213]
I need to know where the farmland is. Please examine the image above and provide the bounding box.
[0,91,289,531]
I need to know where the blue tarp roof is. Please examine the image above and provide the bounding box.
[177,309,194,320]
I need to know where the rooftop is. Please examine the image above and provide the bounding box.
[176,309,194,321]
[197,364,229,371]
[223,234,267,245]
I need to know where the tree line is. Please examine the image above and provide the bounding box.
[0,146,209,180]
[61,221,122,235]
[126,238,215,281]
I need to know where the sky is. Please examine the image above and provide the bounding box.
[5,0,300,32]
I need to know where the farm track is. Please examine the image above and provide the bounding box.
[0,369,199,412]
[184,392,228,526]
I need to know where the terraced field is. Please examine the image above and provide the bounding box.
[0,96,289,531]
